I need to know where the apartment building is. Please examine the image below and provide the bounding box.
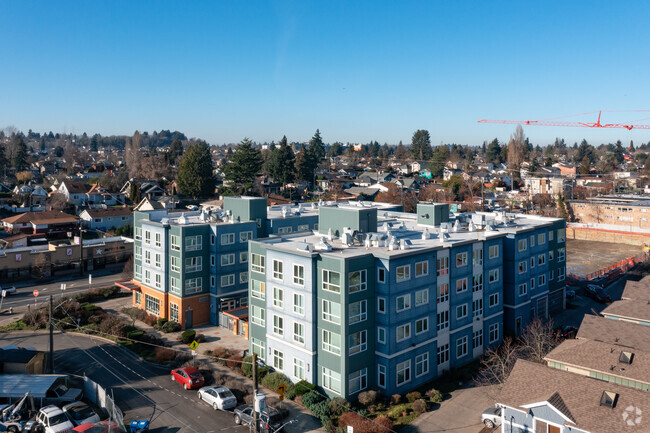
[130,196,398,329]
[567,197,650,228]
[248,203,566,398]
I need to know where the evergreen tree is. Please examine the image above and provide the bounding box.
[429,145,450,178]
[485,138,502,163]
[166,138,184,165]
[222,138,262,194]
[557,194,569,219]
[307,129,325,161]
[411,129,432,160]
[578,156,591,175]
[90,134,99,152]
[12,135,28,171]
[265,135,295,185]
[177,141,215,198]
[0,144,5,173]
[328,142,343,157]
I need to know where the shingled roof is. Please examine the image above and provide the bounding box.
[2,211,79,225]
[621,278,650,302]
[577,315,650,352]
[601,299,650,322]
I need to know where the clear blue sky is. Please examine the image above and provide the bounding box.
[2,1,649,147]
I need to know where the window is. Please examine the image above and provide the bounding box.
[293,293,304,315]
[549,230,554,241]
[519,260,528,274]
[488,269,499,283]
[538,233,546,245]
[144,270,151,285]
[558,228,565,242]
[273,260,283,280]
[549,269,554,280]
[348,270,367,293]
[293,358,305,380]
[349,368,367,394]
[549,250,554,261]
[472,274,483,292]
[251,338,265,360]
[378,268,386,283]
[349,330,367,355]
[437,344,449,364]
[473,329,483,349]
[240,271,248,283]
[456,252,468,267]
[240,231,252,243]
[170,235,180,251]
[211,276,216,287]
[322,367,341,394]
[297,224,309,231]
[251,254,265,273]
[210,234,215,245]
[273,287,284,308]
[415,317,429,335]
[415,289,429,306]
[489,245,499,259]
[155,233,161,248]
[221,233,235,245]
[416,353,429,377]
[273,349,284,370]
[135,227,142,240]
[489,293,499,307]
[144,230,151,245]
[396,265,410,282]
[135,245,142,261]
[377,364,386,388]
[185,235,202,251]
[145,294,159,315]
[377,327,386,344]
[155,273,162,289]
[251,280,265,299]
[377,297,387,313]
[220,274,234,287]
[322,300,341,323]
[186,256,202,272]
[186,277,202,294]
[349,300,367,324]
[170,277,180,294]
[530,278,535,290]
[293,265,304,286]
[518,239,527,252]
[240,251,248,263]
[154,253,163,268]
[473,248,483,266]
[518,283,527,296]
[456,278,468,293]
[436,256,449,276]
[558,268,565,281]
[322,330,341,355]
[170,303,178,323]
[135,291,141,305]
[437,283,449,303]
[538,274,546,286]
[538,254,546,266]
[396,294,411,312]
[558,248,565,262]
[278,226,292,234]
[530,235,535,247]
[135,264,142,279]
[397,324,411,342]
[323,270,341,293]
[456,304,468,320]
[396,360,411,386]
[473,299,483,317]
[437,310,449,330]
[415,261,428,277]
[221,254,235,266]
[251,306,265,326]
[273,315,284,336]
[211,255,215,266]
[530,257,536,269]
[144,250,151,265]
[456,336,468,358]
[489,323,499,343]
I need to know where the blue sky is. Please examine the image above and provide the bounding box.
[2,1,649,146]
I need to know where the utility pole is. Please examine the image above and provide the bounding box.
[49,295,54,373]
[252,353,258,433]
[78,220,83,276]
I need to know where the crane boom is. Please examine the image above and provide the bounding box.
[478,111,650,130]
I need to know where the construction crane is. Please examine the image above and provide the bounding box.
[478,110,650,130]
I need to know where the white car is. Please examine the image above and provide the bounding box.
[35,405,75,433]
[481,406,502,429]
[197,386,237,410]
[1,287,16,296]
[62,402,100,426]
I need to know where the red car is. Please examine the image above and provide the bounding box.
[73,421,121,433]
[171,366,205,390]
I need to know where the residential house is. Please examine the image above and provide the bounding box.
[121,179,166,200]
[1,211,79,238]
[57,180,92,206]
[79,208,133,231]
[601,299,650,326]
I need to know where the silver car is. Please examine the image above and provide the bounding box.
[197,386,237,411]
[62,401,100,426]
[481,406,502,428]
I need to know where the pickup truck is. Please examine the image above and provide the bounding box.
[233,406,283,433]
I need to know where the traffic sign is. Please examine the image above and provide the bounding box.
[1,290,5,298]
[189,340,199,351]
[277,384,286,394]
[33,290,39,297]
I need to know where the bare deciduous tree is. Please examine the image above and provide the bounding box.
[474,337,521,394]
[519,317,556,364]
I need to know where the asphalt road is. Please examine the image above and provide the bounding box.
[2,331,250,433]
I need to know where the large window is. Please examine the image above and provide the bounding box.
[144,230,151,245]
[145,294,159,316]
[322,300,341,323]
[240,272,248,284]
[170,303,178,323]
[240,251,248,263]
[437,344,449,364]
[251,306,265,326]
[349,330,367,355]
[456,304,468,320]
[170,277,180,295]
[155,273,162,289]
[322,330,341,355]
[397,323,411,342]
[558,228,565,242]
[415,353,429,377]
[251,338,265,361]
[186,277,202,294]
[155,233,161,248]
[415,289,428,306]
[293,358,305,381]
[377,365,387,389]
[135,227,142,241]
[456,278,468,293]
[489,323,499,343]
[348,270,367,293]
[273,315,284,336]
[155,253,161,269]
[240,231,253,243]
[519,261,527,274]
[170,235,180,251]
[396,294,411,312]
[558,248,565,262]
[221,233,235,245]
[518,239,527,252]
[473,329,483,349]
[437,283,449,303]
[396,265,410,282]
[415,261,428,277]
[251,280,265,300]
[221,254,235,266]
[322,367,341,394]
[538,233,546,245]
[473,248,483,266]
[538,254,546,266]
[473,299,483,317]
[436,256,449,276]
[135,246,141,261]
[396,360,411,386]
[185,235,202,251]
[144,251,151,265]
[293,265,304,286]
[220,274,235,287]
[135,291,141,305]
[488,245,499,259]
[518,283,528,296]
[437,310,449,330]
[293,322,305,344]
[415,317,429,335]
[349,368,367,394]
[322,270,341,293]
[186,256,202,273]
[488,269,499,283]
[272,349,284,370]
[456,336,468,358]
[472,274,483,292]
[349,300,367,324]
[273,260,283,280]
[293,293,304,315]
[273,287,284,308]
[456,252,468,267]
[251,254,265,273]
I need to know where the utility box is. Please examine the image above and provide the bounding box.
[417,203,449,227]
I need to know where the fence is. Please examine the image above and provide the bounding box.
[568,253,648,281]
[75,374,125,431]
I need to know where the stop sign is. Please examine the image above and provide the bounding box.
[33,290,39,297]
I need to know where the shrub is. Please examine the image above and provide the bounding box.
[294,380,315,397]
[81,303,98,311]
[328,397,350,417]
[154,347,177,364]
[412,399,427,415]
[126,330,145,340]
[227,355,243,370]
[212,346,234,366]
[388,404,410,419]
[99,315,126,337]
[425,388,443,404]
[302,390,325,412]
[358,390,378,406]
[374,416,393,433]
[181,329,196,344]
[88,315,103,325]
[367,405,377,414]
[160,321,181,333]
[338,412,392,433]
[241,355,254,377]
[391,394,402,405]
[406,391,421,403]
[143,314,158,326]
[155,318,168,328]
[310,400,331,420]
[261,372,294,397]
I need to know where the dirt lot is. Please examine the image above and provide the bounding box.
[566,239,642,277]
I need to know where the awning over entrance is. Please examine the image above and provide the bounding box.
[222,306,248,321]
[115,280,140,291]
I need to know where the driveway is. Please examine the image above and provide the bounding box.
[403,385,498,433]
